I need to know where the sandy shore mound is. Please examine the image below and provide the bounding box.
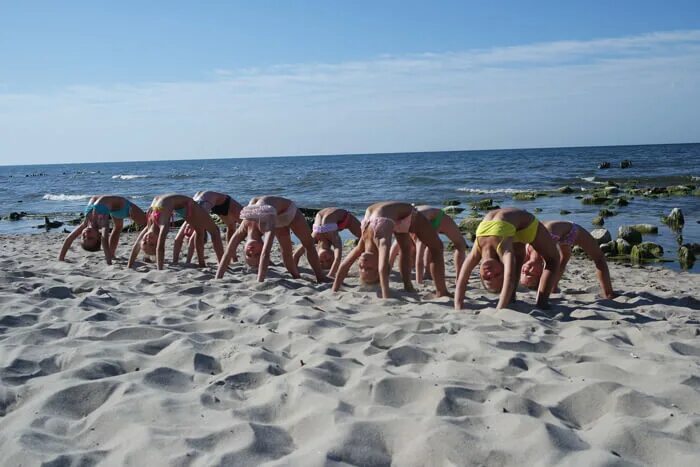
[1,233,699,466]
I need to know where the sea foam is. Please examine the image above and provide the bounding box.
[112,174,148,180]
[43,194,92,201]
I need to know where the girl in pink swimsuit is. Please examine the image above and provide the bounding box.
[293,207,362,277]
[520,220,615,299]
[333,201,449,299]
[216,195,329,283]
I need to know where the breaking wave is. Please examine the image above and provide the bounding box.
[112,174,149,180]
[42,194,92,201]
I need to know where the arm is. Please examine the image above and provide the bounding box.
[389,241,400,270]
[100,226,112,265]
[215,224,246,278]
[329,234,343,277]
[578,235,615,298]
[292,244,306,266]
[497,245,517,309]
[454,247,480,310]
[127,228,148,268]
[156,226,168,270]
[257,231,276,282]
[172,222,189,264]
[332,241,364,292]
[377,236,392,299]
[58,221,87,261]
[108,218,123,258]
[415,239,426,284]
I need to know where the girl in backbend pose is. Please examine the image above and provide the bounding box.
[293,207,362,277]
[454,208,559,310]
[59,195,146,265]
[333,201,449,299]
[389,205,468,283]
[215,195,329,283]
[127,194,224,270]
[173,191,242,264]
[520,220,615,299]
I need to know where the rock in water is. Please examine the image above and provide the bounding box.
[615,238,632,256]
[631,242,664,262]
[557,186,574,194]
[600,241,616,256]
[628,224,658,234]
[592,216,605,226]
[662,208,685,231]
[679,244,696,268]
[618,225,643,245]
[590,229,611,245]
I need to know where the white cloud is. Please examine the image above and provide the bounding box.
[1,30,699,164]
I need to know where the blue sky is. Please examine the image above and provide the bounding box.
[1,1,699,164]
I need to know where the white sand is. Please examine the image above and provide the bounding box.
[1,232,699,466]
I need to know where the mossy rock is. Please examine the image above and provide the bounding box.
[592,216,604,226]
[67,216,84,226]
[631,242,664,262]
[598,208,616,218]
[661,208,685,231]
[560,210,571,215]
[611,197,629,207]
[299,207,320,218]
[590,229,611,244]
[628,224,658,234]
[534,208,543,213]
[617,226,643,245]
[603,186,620,195]
[692,189,700,196]
[459,218,482,240]
[679,244,696,268]
[605,181,620,188]
[122,222,145,233]
[471,199,496,211]
[344,239,359,249]
[582,195,610,205]
[666,185,694,196]
[600,241,616,256]
[558,186,574,194]
[443,206,465,215]
[627,189,645,196]
[535,192,549,197]
[572,245,588,258]
[443,199,460,207]
[446,241,456,252]
[512,192,536,201]
[615,238,632,256]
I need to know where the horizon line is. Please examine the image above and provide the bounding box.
[2,140,698,168]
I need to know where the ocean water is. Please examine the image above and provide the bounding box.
[1,144,699,271]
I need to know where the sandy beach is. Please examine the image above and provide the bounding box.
[1,232,699,466]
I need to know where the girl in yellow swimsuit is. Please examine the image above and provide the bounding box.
[454,208,560,310]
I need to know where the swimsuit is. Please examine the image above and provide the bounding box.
[148,201,189,224]
[313,210,352,234]
[84,203,111,217]
[211,196,231,216]
[109,200,131,219]
[431,209,445,230]
[550,222,579,246]
[361,209,415,237]
[196,194,232,216]
[475,217,539,254]
[240,201,297,231]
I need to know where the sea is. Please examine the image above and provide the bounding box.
[1,143,699,271]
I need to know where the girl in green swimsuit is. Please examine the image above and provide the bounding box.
[389,205,468,284]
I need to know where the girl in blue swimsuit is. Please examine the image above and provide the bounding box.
[59,195,146,265]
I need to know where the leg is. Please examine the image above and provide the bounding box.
[395,233,416,292]
[290,213,329,282]
[413,214,449,297]
[276,227,301,278]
